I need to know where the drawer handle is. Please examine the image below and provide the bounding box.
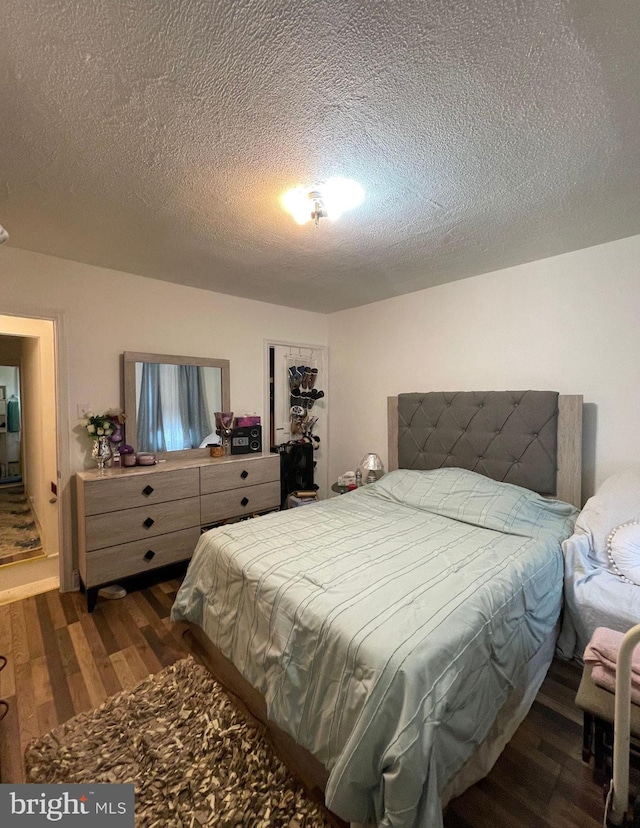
[241,496,249,507]
[144,549,155,561]
[143,517,155,528]
[241,470,249,479]
[142,485,154,496]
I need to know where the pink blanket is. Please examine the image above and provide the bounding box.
[583,627,640,704]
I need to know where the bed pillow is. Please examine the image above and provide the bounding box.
[607,521,640,585]
[367,467,578,540]
[574,465,640,566]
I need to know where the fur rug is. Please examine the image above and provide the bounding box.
[0,484,42,564]
[25,657,336,828]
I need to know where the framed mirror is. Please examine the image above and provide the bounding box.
[123,352,230,459]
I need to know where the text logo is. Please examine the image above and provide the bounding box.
[0,785,134,826]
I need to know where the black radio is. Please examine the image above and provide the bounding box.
[230,425,262,454]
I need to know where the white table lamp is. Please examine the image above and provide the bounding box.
[360,453,384,484]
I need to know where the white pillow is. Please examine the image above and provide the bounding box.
[607,521,640,585]
[575,465,640,566]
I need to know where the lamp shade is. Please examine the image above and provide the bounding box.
[360,453,384,471]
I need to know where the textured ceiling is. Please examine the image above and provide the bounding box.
[1,0,639,313]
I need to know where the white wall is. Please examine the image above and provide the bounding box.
[328,234,640,502]
[0,247,329,579]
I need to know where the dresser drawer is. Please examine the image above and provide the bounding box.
[83,467,200,516]
[201,481,280,524]
[85,496,201,551]
[84,527,201,587]
[200,455,279,495]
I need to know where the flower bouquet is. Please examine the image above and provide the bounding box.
[81,411,117,439]
[81,410,126,472]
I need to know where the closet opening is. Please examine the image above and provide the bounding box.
[265,340,328,502]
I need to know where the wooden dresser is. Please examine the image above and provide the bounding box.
[76,452,280,611]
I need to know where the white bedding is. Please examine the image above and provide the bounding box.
[557,466,640,660]
[172,468,577,828]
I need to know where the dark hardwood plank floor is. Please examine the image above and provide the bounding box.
[0,582,606,827]
[444,658,604,828]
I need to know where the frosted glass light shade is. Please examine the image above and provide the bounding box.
[360,453,384,471]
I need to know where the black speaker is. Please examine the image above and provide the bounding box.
[230,425,262,454]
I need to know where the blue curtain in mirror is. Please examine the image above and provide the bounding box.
[137,363,166,452]
[179,365,212,448]
[137,363,211,451]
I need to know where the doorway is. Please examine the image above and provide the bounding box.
[0,363,44,567]
[0,317,62,603]
[265,340,328,500]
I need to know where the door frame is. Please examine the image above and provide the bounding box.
[263,338,329,499]
[0,304,73,591]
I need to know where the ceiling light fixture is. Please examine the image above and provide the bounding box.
[281,178,365,226]
[0,224,9,245]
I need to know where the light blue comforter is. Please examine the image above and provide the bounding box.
[172,468,577,827]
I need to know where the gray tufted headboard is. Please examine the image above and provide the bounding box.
[387,391,582,506]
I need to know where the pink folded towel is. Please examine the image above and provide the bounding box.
[584,627,640,704]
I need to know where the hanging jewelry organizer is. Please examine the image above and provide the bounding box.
[286,348,324,450]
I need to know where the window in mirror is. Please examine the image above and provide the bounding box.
[123,353,230,456]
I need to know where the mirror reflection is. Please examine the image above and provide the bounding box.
[136,363,221,451]
[123,353,230,455]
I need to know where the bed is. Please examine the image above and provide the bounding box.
[172,390,583,828]
[557,465,640,662]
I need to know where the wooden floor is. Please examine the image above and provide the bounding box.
[443,658,605,828]
[0,580,607,827]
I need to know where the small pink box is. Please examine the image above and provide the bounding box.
[236,416,261,427]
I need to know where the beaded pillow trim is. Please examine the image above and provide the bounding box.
[607,520,640,586]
